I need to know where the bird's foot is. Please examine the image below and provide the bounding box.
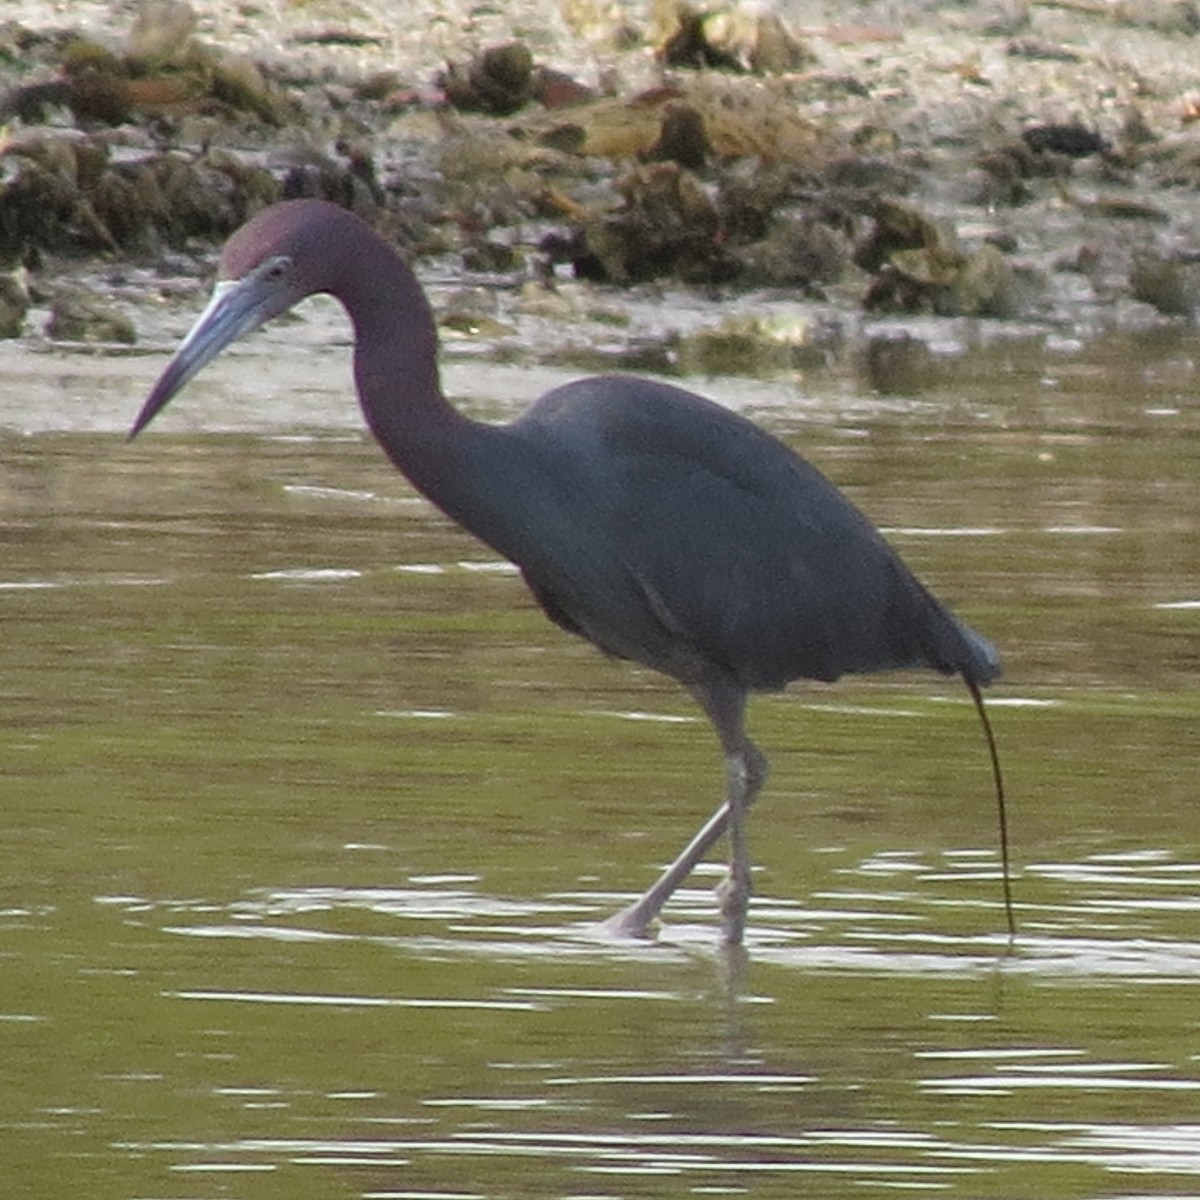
[595,902,659,942]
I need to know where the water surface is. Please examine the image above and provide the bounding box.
[2,324,1200,1198]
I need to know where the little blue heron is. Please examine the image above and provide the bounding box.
[130,198,1009,946]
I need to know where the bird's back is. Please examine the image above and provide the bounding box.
[469,374,999,693]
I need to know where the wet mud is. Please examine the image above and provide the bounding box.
[4,0,1200,385]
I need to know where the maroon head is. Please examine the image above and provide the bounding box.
[129,200,365,438]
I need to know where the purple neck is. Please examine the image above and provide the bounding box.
[333,244,478,507]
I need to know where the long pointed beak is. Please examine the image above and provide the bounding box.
[128,275,275,440]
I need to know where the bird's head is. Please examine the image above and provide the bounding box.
[129,199,349,438]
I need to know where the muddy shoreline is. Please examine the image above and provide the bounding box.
[4,0,1200,397]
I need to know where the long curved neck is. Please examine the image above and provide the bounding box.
[331,239,484,514]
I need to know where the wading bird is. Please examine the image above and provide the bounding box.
[130,198,1008,946]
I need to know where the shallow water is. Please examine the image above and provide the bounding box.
[3,322,1200,1199]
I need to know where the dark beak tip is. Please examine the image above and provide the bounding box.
[126,410,152,443]
[128,383,174,442]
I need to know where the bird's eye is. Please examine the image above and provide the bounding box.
[262,258,289,282]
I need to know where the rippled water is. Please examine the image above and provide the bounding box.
[3,323,1200,1198]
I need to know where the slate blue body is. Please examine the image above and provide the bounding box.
[483,374,998,693]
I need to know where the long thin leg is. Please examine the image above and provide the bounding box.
[598,798,733,939]
[715,747,760,944]
[599,681,768,944]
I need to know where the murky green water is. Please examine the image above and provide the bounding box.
[3,325,1200,1198]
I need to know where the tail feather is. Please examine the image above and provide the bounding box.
[956,620,1001,687]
